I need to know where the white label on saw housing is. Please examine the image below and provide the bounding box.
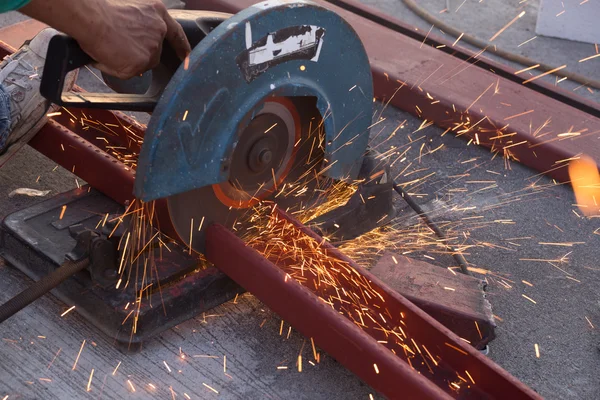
[248,25,324,66]
[245,22,253,49]
[252,0,310,10]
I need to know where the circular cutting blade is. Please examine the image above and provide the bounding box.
[167,97,325,253]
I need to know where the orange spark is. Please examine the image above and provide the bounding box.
[203,383,219,394]
[568,155,600,216]
[585,316,594,328]
[452,33,464,47]
[504,109,534,120]
[72,340,86,370]
[522,65,567,84]
[444,342,468,355]
[518,36,537,47]
[579,53,600,63]
[465,370,475,384]
[86,369,94,391]
[514,65,540,75]
[163,360,172,373]
[112,361,121,375]
[489,11,526,41]
[59,205,67,220]
[60,305,76,317]
[466,83,494,112]
[522,294,537,304]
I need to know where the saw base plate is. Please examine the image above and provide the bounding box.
[0,188,242,348]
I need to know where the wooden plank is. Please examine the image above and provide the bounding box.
[370,252,495,350]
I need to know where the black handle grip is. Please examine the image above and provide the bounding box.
[40,34,168,112]
[39,11,231,112]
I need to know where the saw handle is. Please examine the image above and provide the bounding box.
[40,11,232,112]
[40,34,172,112]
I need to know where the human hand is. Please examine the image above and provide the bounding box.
[22,0,191,79]
[75,0,190,79]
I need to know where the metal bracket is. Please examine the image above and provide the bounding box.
[308,148,398,241]
[67,223,120,288]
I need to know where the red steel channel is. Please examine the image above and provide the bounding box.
[205,208,541,400]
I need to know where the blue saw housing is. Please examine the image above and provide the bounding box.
[135,0,374,202]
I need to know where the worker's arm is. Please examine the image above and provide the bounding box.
[20,0,191,79]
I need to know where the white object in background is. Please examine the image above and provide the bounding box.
[8,188,50,198]
[536,0,600,45]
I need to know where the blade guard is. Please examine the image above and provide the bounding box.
[135,0,374,202]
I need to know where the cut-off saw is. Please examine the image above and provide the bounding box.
[43,0,389,251]
[0,1,396,344]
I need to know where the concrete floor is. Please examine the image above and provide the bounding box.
[357,0,600,104]
[1,3,599,400]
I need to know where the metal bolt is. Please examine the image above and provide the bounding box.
[259,149,272,165]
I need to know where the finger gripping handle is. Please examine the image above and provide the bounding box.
[40,35,93,105]
[40,34,162,112]
[39,11,231,112]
